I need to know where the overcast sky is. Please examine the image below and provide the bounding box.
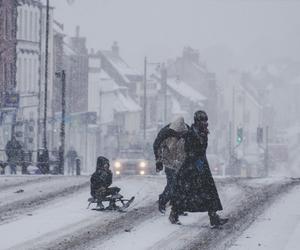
[51,0,300,72]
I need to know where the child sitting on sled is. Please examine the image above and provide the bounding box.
[90,156,122,210]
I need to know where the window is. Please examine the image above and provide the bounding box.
[4,63,8,86]
[0,56,2,83]
[24,58,27,92]
[17,58,21,87]
[24,10,28,40]
[34,12,38,42]
[18,9,23,39]
[10,63,14,86]
[33,58,37,91]
[29,58,32,91]
[11,9,14,39]
[5,9,9,39]
[30,11,33,41]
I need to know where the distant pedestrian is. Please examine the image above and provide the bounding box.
[66,147,78,175]
[5,136,23,175]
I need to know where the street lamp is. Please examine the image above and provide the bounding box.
[143,57,160,141]
[37,0,51,174]
[55,70,66,175]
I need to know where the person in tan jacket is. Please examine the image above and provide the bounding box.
[153,117,189,213]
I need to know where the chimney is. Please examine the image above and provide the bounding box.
[112,41,119,56]
[76,26,80,37]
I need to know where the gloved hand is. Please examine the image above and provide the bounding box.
[195,159,205,172]
[156,162,163,172]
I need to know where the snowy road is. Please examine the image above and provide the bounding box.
[0,176,89,224]
[229,183,300,250]
[0,176,299,250]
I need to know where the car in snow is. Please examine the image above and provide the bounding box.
[112,149,155,176]
[27,165,41,175]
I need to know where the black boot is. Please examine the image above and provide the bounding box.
[169,210,181,225]
[107,200,119,210]
[158,197,166,214]
[96,201,104,210]
[209,212,228,228]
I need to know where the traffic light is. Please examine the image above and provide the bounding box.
[237,128,243,144]
[257,127,264,144]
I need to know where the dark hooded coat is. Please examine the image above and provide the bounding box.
[90,157,112,198]
[171,124,223,212]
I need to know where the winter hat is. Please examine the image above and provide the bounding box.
[96,156,109,170]
[169,117,188,132]
[194,110,208,122]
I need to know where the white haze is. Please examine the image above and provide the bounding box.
[51,0,300,72]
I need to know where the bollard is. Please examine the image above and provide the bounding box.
[76,158,81,176]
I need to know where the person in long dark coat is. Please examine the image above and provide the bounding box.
[170,111,228,227]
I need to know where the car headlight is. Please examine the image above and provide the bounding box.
[139,161,146,168]
[116,171,121,175]
[114,161,121,168]
[140,170,145,175]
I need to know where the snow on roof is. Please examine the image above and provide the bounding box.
[239,84,262,109]
[63,42,76,56]
[98,70,112,81]
[113,92,141,113]
[89,70,127,93]
[167,77,206,104]
[53,20,64,35]
[191,62,207,74]
[101,50,141,83]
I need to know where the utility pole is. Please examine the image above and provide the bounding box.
[143,57,147,141]
[58,70,66,175]
[228,121,232,176]
[161,63,168,124]
[265,126,269,176]
[99,89,103,155]
[40,0,50,173]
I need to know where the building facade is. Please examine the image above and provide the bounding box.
[0,0,18,151]
[66,26,89,113]
[16,0,42,152]
[15,0,54,152]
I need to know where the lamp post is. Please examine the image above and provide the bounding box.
[160,63,168,124]
[143,57,160,141]
[55,70,66,175]
[38,0,50,174]
[143,57,147,141]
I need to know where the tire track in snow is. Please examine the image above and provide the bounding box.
[42,202,159,250]
[30,179,237,250]
[147,182,245,250]
[0,177,90,224]
[183,178,300,250]
[0,176,53,192]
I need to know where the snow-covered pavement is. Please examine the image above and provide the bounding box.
[0,175,299,250]
[0,175,164,250]
[229,184,300,250]
[0,175,89,224]
[91,182,243,250]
